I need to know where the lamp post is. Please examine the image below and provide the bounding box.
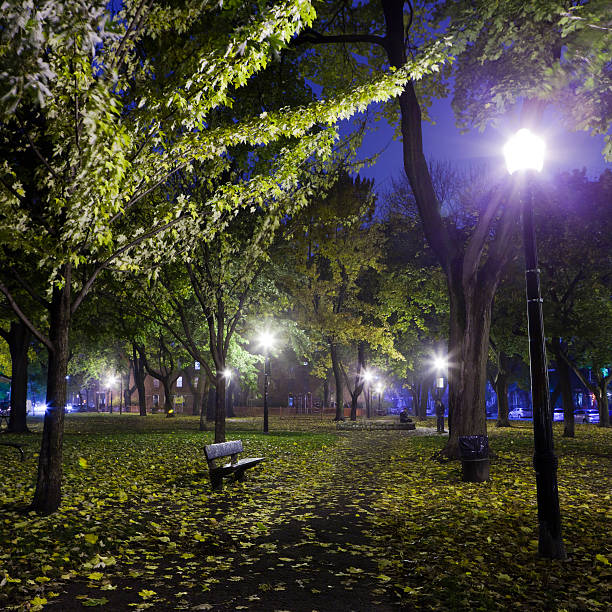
[362,370,374,419]
[504,128,565,559]
[435,376,445,399]
[258,331,275,433]
[223,368,232,418]
[106,375,117,414]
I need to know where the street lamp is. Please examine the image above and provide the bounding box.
[223,368,232,417]
[375,382,384,415]
[105,375,117,414]
[435,376,445,398]
[504,128,565,559]
[258,331,275,433]
[362,369,374,418]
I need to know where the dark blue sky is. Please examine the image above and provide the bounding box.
[350,98,610,192]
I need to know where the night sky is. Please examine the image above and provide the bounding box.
[350,97,610,192]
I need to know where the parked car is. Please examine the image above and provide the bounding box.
[574,408,599,423]
[509,408,533,420]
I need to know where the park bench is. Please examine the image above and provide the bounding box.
[0,442,25,461]
[204,440,264,490]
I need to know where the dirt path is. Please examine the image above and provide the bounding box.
[45,431,420,611]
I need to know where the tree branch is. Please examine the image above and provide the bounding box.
[0,281,53,351]
[72,213,189,314]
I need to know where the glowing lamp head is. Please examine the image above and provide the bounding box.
[433,355,447,372]
[362,369,374,384]
[258,330,275,352]
[105,375,117,388]
[222,368,232,380]
[503,128,545,174]
[375,383,384,394]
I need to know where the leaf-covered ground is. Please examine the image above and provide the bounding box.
[0,415,610,611]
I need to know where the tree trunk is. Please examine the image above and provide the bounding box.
[162,378,173,415]
[199,378,210,431]
[552,340,575,437]
[6,321,31,433]
[417,382,428,421]
[31,281,71,514]
[323,378,329,410]
[445,287,492,457]
[132,346,147,416]
[214,372,226,443]
[206,386,215,422]
[596,376,610,428]
[350,394,359,421]
[495,371,510,427]
[330,342,344,421]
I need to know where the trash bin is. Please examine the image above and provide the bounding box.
[459,435,490,482]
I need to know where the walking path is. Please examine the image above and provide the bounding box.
[46,430,425,611]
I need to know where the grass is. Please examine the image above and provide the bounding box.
[0,415,610,611]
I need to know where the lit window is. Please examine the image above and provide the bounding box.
[194,377,199,387]
[153,379,159,389]
[152,394,159,406]
[177,376,183,388]
[195,361,200,370]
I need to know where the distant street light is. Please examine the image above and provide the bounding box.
[223,368,232,418]
[105,375,117,413]
[504,128,565,559]
[258,331,276,433]
[362,369,375,418]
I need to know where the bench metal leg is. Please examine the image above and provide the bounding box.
[210,474,224,491]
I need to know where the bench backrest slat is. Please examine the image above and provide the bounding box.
[204,440,243,461]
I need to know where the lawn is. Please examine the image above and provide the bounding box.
[0,415,610,611]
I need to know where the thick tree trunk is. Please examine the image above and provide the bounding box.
[31,282,71,514]
[495,373,511,427]
[446,287,492,457]
[330,342,344,421]
[6,321,31,433]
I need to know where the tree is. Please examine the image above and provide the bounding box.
[0,320,31,433]
[1,0,418,512]
[295,0,610,455]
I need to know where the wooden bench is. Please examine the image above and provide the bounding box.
[0,442,25,461]
[204,440,264,490]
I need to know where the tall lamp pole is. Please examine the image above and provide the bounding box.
[223,369,232,418]
[258,331,275,434]
[504,128,565,559]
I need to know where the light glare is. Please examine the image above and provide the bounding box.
[503,128,545,174]
[258,330,275,351]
